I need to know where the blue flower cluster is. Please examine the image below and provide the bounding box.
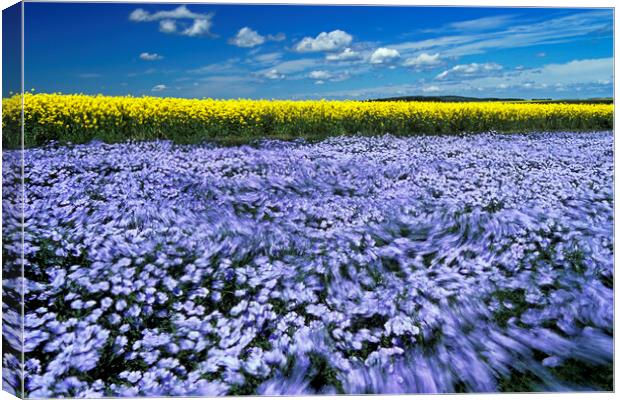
[3,131,613,396]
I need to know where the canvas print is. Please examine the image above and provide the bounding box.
[1,1,614,397]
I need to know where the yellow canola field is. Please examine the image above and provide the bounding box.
[2,93,614,147]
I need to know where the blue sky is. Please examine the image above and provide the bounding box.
[2,2,20,96]
[18,2,614,99]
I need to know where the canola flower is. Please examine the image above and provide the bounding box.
[2,131,613,396]
[1,93,614,147]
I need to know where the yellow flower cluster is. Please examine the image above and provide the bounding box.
[1,93,614,147]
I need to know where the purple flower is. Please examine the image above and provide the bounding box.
[14,131,613,396]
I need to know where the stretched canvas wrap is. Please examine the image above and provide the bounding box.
[1,1,614,397]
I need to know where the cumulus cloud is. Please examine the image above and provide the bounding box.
[228,28,286,48]
[311,57,612,99]
[129,5,207,22]
[308,70,333,80]
[130,6,215,37]
[129,8,151,22]
[229,27,265,48]
[295,30,353,53]
[159,20,177,33]
[435,62,503,80]
[139,52,163,61]
[307,70,351,84]
[403,52,442,69]
[182,19,212,37]
[420,58,612,96]
[369,48,400,64]
[151,84,168,92]
[262,69,285,80]
[325,47,362,61]
[255,58,327,81]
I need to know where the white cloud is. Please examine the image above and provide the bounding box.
[262,69,285,80]
[403,52,442,69]
[139,52,163,61]
[435,62,503,80]
[159,20,177,33]
[295,30,352,53]
[310,83,418,99]
[304,57,612,100]
[389,10,611,59]
[151,84,168,92]
[307,70,350,83]
[251,52,283,66]
[200,76,242,83]
[448,15,514,31]
[129,5,208,22]
[259,58,319,76]
[126,68,158,78]
[422,85,441,93]
[427,58,612,96]
[525,58,612,85]
[188,58,243,75]
[130,6,215,37]
[308,70,333,80]
[182,19,212,37]
[369,47,400,64]
[325,47,361,61]
[255,58,322,81]
[229,27,265,48]
[129,9,151,22]
[267,32,286,42]
[228,28,286,48]
[391,35,474,53]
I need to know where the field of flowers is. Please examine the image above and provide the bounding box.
[2,131,613,396]
[1,93,614,147]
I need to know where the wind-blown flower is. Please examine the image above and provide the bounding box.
[10,131,613,396]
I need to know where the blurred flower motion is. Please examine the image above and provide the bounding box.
[3,131,612,396]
